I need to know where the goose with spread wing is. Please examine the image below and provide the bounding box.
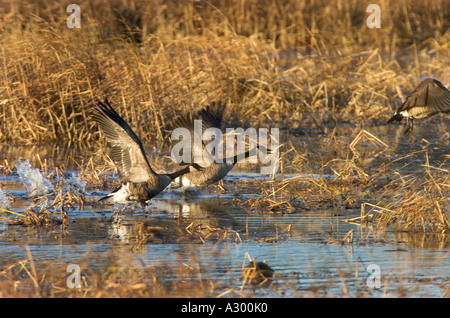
[387,78,450,134]
[170,101,266,190]
[93,99,203,207]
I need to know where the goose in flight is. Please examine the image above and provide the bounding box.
[387,78,450,134]
[93,99,203,207]
[170,101,268,190]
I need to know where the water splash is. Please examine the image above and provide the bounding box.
[0,189,10,209]
[15,158,54,197]
[62,173,87,195]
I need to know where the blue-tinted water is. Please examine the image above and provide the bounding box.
[0,124,449,297]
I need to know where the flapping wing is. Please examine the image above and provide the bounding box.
[197,101,225,130]
[172,101,226,164]
[174,100,225,132]
[424,79,450,113]
[398,78,450,113]
[93,99,157,183]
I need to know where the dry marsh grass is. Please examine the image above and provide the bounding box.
[0,0,448,146]
[355,156,450,233]
[240,129,450,234]
[0,0,449,299]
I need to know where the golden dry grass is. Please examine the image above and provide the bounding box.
[0,0,448,146]
[0,0,449,298]
[238,127,450,234]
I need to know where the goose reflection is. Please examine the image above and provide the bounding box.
[107,195,243,242]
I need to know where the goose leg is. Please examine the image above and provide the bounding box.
[403,117,414,135]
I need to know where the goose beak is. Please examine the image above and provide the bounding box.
[387,113,403,123]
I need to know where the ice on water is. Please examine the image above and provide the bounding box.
[15,158,54,196]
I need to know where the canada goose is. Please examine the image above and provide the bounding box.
[170,101,263,190]
[93,99,203,207]
[387,78,450,134]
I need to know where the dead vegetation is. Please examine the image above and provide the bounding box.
[345,155,450,233]
[239,128,450,234]
[0,0,449,298]
[0,0,449,146]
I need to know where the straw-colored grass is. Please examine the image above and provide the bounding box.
[0,0,449,298]
[0,0,449,146]
[355,154,450,233]
[239,127,450,234]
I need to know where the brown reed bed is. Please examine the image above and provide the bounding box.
[238,127,450,234]
[0,0,449,298]
[348,156,450,233]
[0,0,448,146]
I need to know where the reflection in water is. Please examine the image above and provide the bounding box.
[0,144,85,169]
[107,195,245,243]
[393,231,450,249]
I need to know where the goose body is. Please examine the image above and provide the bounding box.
[387,78,450,134]
[170,101,255,190]
[172,161,235,189]
[93,99,202,207]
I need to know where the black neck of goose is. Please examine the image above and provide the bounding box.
[166,166,191,180]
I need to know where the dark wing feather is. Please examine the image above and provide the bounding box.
[174,100,225,132]
[425,79,450,113]
[397,78,450,113]
[172,101,226,164]
[93,99,157,183]
[197,101,225,130]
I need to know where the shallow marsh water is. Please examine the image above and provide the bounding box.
[0,124,449,297]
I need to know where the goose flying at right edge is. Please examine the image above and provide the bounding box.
[387,78,450,135]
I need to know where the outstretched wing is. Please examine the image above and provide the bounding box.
[93,99,157,183]
[197,101,226,130]
[397,78,450,113]
[172,100,226,164]
[174,100,225,132]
